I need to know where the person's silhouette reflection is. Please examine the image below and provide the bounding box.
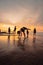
[33,35,36,43]
[18,36,22,46]
[17,36,25,51]
[8,35,10,44]
[13,36,16,45]
[23,37,26,44]
[33,34,36,49]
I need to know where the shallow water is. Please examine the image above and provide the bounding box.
[0,33,43,65]
[0,33,43,56]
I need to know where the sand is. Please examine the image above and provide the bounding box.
[0,34,43,65]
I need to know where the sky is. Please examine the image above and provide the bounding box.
[0,0,43,32]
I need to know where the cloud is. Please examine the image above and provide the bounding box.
[0,0,43,26]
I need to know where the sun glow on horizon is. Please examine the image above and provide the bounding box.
[0,10,43,32]
[0,23,43,33]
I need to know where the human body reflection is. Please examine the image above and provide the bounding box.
[13,36,16,46]
[33,34,36,49]
[33,35,36,43]
[17,36,25,51]
[8,35,10,46]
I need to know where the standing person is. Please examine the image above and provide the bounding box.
[33,28,36,35]
[8,27,11,34]
[27,30,29,38]
[14,26,16,34]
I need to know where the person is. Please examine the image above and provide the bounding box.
[27,30,29,38]
[8,27,11,34]
[33,28,36,35]
[17,30,21,36]
[20,28,25,37]
[14,26,16,32]
[14,26,16,34]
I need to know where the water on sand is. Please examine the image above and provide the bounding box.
[0,32,43,65]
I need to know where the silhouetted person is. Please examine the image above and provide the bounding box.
[27,30,29,38]
[14,26,16,34]
[33,28,36,35]
[17,30,21,36]
[33,28,36,43]
[8,27,11,34]
[23,31,25,37]
[20,28,25,37]
[20,27,31,37]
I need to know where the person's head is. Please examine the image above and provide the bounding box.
[15,26,16,28]
[34,28,36,30]
[8,27,10,29]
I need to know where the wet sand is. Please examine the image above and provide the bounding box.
[0,34,43,65]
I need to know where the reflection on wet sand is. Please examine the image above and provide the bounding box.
[7,35,11,48]
[17,36,25,51]
[33,34,37,51]
[13,36,15,45]
[0,34,43,65]
[33,34,36,43]
[8,35,10,44]
[7,34,37,52]
[0,33,43,53]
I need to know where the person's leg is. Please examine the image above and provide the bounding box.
[24,32,25,37]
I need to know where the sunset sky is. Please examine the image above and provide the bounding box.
[0,0,43,32]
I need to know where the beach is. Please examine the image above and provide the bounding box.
[0,32,43,65]
[0,0,43,65]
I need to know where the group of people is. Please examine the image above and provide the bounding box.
[8,26,16,34]
[8,26,36,37]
